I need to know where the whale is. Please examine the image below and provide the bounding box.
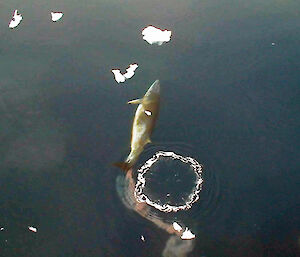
[115,80,160,171]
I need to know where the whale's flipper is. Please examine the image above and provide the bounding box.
[127,99,142,104]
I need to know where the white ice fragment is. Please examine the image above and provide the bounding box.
[28,226,37,233]
[9,10,23,29]
[51,12,63,22]
[112,69,126,83]
[123,64,138,79]
[140,235,145,242]
[142,25,172,45]
[173,222,183,232]
[112,63,138,83]
[181,228,195,240]
[145,110,152,116]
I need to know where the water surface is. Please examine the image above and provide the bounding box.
[0,0,299,256]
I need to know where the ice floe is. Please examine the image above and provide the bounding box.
[112,69,126,83]
[172,222,183,232]
[111,63,138,83]
[9,10,22,29]
[123,64,138,79]
[51,12,63,22]
[142,26,171,45]
[181,228,195,240]
[28,226,37,233]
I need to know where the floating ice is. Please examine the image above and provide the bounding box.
[111,63,138,83]
[112,69,126,83]
[142,26,172,45]
[181,228,195,240]
[28,226,37,233]
[51,12,63,22]
[123,64,138,79]
[172,222,183,232]
[9,10,22,29]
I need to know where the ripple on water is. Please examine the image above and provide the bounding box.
[116,142,227,238]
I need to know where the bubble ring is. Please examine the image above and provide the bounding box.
[134,151,203,213]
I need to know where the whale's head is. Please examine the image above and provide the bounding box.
[145,80,160,98]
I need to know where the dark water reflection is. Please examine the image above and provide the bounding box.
[0,0,299,256]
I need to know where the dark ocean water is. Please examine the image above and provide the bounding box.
[0,0,299,256]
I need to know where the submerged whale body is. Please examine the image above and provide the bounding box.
[115,80,160,171]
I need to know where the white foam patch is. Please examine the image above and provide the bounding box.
[134,151,203,213]
[142,26,172,45]
[181,228,195,240]
[28,226,37,233]
[112,63,138,83]
[9,10,22,29]
[51,12,63,22]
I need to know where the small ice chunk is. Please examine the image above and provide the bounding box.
[142,25,172,45]
[28,226,37,233]
[51,12,63,22]
[145,110,152,116]
[173,222,183,232]
[112,63,138,83]
[112,69,126,83]
[9,10,23,29]
[124,64,138,79]
[181,228,195,240]
[140,235,145,242]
